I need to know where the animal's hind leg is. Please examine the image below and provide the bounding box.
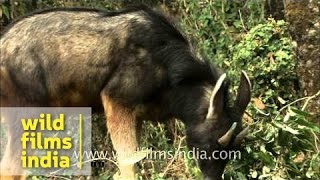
[101,94,139,180]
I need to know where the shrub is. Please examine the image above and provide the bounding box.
[177,0,319,179]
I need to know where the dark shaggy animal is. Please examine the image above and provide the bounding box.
[0,5,251,180]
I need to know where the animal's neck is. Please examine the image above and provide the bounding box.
[163,85,209,126]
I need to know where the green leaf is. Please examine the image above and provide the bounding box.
[294,118,320,133]
[290,108,311,117]
[258,152,275,166]
[1,4,10,19]
[273,122,299,135]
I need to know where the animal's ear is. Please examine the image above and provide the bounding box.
[206,74,227,119]
[235,71,251,114]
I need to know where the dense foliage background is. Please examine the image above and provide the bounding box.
[0,0,319,179]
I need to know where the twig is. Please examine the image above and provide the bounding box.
[302,91,320,111]
[238,10,247,31]
[161,136,186,177]
[273,91,320,121]
[311,130,319,152]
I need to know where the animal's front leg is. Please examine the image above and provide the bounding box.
[101,94,139,180]
[0,115,25,180]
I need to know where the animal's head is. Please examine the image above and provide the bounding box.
[186,71,251,180]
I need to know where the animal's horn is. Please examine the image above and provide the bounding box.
[233,126,250,146]
[218,122,237,147]
[206,73,227,119]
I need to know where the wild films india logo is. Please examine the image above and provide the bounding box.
[0,108,92,176]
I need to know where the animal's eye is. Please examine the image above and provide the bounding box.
[203,144,211,149]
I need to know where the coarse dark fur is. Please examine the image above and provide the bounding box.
[0,5,250,180]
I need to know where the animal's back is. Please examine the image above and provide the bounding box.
[0,7,187,107]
